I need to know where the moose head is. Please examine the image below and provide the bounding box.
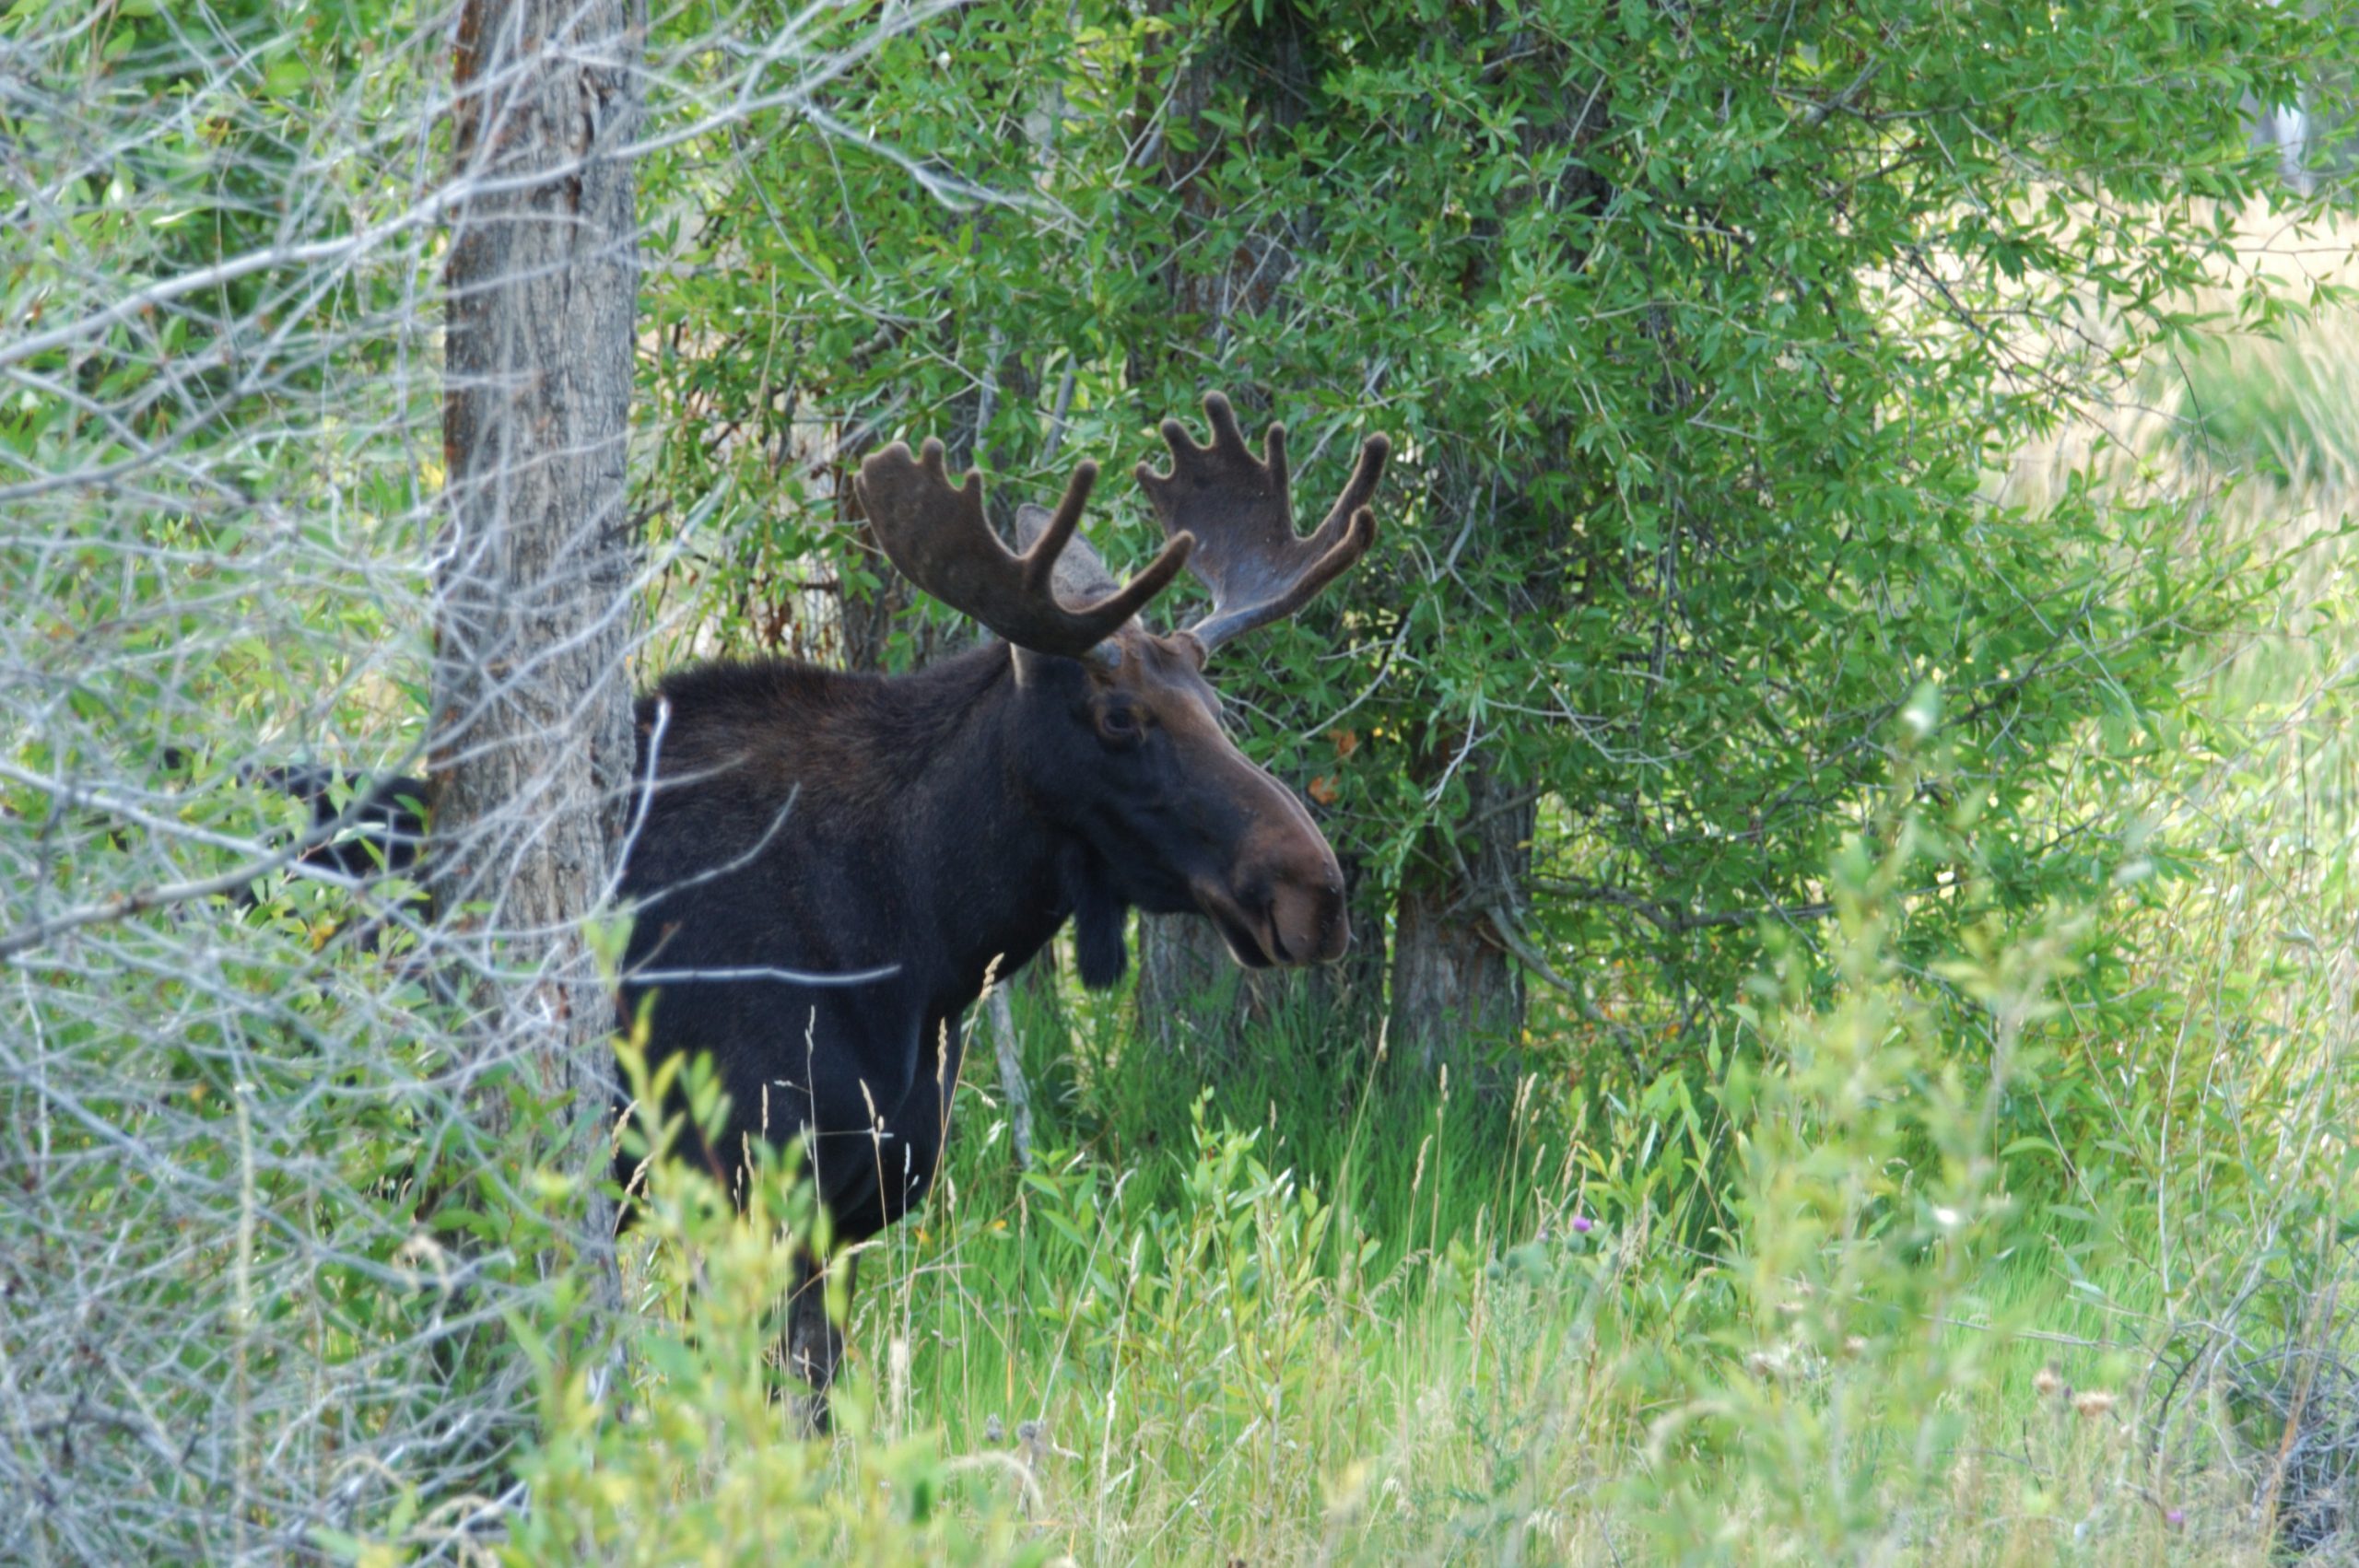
[854,392,1391,988]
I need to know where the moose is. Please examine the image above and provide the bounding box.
[279,392,1389,1425]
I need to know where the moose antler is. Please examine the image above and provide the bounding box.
[854,439,1195,658]
[1134,392,1390,653]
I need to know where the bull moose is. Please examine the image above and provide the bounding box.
[282,392,1390,1426]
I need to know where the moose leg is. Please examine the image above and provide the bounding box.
[833,1015,960,1236]
[784,1249,854,1435]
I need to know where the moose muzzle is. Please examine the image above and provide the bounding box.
[1192,809,1349,970]
[1266,868,1349,966]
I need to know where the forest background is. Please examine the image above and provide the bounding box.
[7,0,2359,1561]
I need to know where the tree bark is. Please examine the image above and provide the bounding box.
[1387,751,1536,1088]
[1135,909,1261,1071]
[433,0,644,1308]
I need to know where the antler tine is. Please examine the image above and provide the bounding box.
[854,439,1193,660]
[1135,391,1391,655]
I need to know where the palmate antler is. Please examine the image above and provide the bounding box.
[856,395,1388,660]
[853,439,1195,659]
[1136,392,1391,654]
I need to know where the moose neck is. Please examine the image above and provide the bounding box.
[884,643,1075,1013]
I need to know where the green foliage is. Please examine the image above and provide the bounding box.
[1637,764,2067,1550]
[999,971,1569,1266]
[636,0,2353,1088]
[1,0,438,781]
[489,1153,1047,1566]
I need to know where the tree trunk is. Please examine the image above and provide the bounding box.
[1135,910,1259,1071]
[432,0,643,1309]
[1387,754,1535,1088]
[1381,445,1563,1094]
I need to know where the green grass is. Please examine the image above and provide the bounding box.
[2155,327,2359,490]
[533,1029,2296,1563]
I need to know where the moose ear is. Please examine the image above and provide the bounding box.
[1060,843,1131,989]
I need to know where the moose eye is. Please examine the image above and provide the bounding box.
[1097,706,1143,747]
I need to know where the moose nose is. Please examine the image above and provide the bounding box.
[1267,868,1349,967]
